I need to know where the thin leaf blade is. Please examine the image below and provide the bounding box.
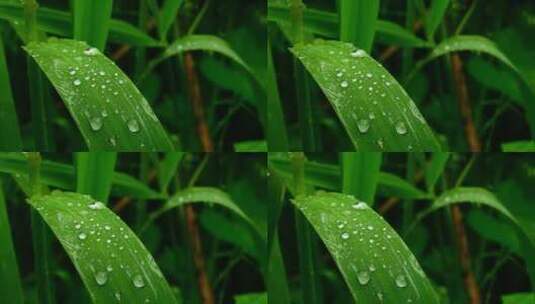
[0,32,22,150]
[72,0,113,50]
[28,191,177,303]
[24,38,174,151]
[291,40,440,151]
[292,192,440,303]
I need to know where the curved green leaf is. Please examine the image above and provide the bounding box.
[72,0,113,50]
[291,40,440,151]
[292,192,440,303]
[149,187,257,233]
[163,35,251,74]
[426,35,518,72]
[158,0,184,40]
[0,2,161,46]
[24,38,174,151]
[0,33,22,150]
[425,0,450,41]
[28,191,177,304]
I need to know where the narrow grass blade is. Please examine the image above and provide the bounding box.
[27,56,54,150]
[149,187,257,233]
[158,0,184,40]
[292,192,440,303]
[0,180,24,304]
[158,153,184,193]
[291,40,440,151]
[502,293,535,304]
[76,152,117,202]
[269,156,428,199]
[501,141,535,152]
[0,3,160,46]
[267,39,289,151]
[341,152,382,204]
[233,140,268,152]
[72,0,113,50]
[0,32,22,150]
[0,153,163,199]
[339,0,380,52]
[234,293,267,304]
[28,191,177,303]
[422,35,518,72]
[163,35,252,74]
[425,0,450,41]
[268,4,429,48]
[424,152,450,193]
[31,208,55,304]
[24,38,174,151]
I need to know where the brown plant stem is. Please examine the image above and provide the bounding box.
[184,52,214,151]
[451,205,481,304]
[450,54,482,151]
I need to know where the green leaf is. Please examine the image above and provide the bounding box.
[149,187,256,233]
[424,152,450,193]
[268,4,429,48]
[163,35,251,74]
[158,153,184,193]
[339,0,379,52]
[76,152,117,202]
[72,0,113,50]
[501,141,535,152]
[28,191,177,304]
[0,2,160,46]
[0,153,163,199]
[292,192,440,304]
[0,32,22,150]
[291,40,440,151]
[425,35,518,72]
[24,38,174,151]
[341,152,382,204]
[234,292,267,304]
[233,140,267,152]
[267,39,289,151]
[0,180,24,304]
[158,0,184,40]
[502,293,535,304]
[425,0,450,41]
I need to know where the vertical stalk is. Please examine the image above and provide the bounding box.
[290,153,321,304]
[288,0,304,44]
[27,152,55,304]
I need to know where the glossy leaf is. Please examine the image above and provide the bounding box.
[24,38,174,151]
[341,152,382,204]
[292,192,440,303]
[291,40,440,151]
[75,152,117,202]
[501,141,535,152]
[72,0,113,50]
[339,0,379,52]
[234,292,267,304]
[28,191,177,304]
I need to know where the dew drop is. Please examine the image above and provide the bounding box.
[340,81,349,88]
[350,49,366,58]
[89,117,103,131]
[73,79,81,86]
[357,271,370,285]
[84,47,99,56]
[95,271,108,286]
[357,119,370,133]
[115,292,121,301]
[395,275,408,288]
[352,202,367,210]
[78,233,87,240]
[341,232,350,239]
[106,265,113,272]
[132,275,145,288]
[395,122,408,135]
[127,119,140,133]
[88,201,105,210]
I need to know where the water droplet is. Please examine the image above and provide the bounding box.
[357,271,370,285]
[106,265,113,272]
[352,202,367,210]
[104,225,111,230]
[73,79,81,86]
[357,119,370,133]
[127,119,140,133]
[395,275,407,288]
[69,69,76,76]
[369,112,375,120]
[340,81,349,88]
[115,292,121,301]
[88,201,105,210]
[78,233,87,240]
[95,271,108,286]
[366,73,373,78]
[350,49,366,58]
[89,117,103,131]
[341,232,350,239]
[132,275,145,288]
[84,47,99,56]
[395,122,408,135]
